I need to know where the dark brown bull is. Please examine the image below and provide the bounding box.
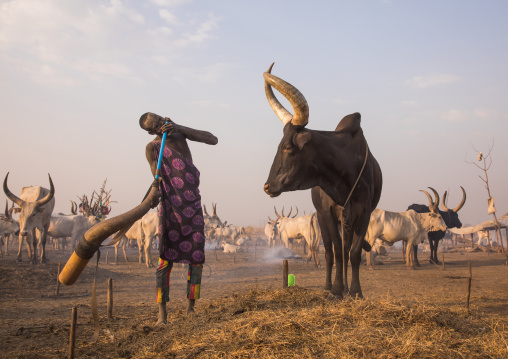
[263,63,383,299]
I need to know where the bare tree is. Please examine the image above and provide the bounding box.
[466,141,505,252]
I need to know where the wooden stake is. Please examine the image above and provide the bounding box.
[105,251,109,264]
[69,307,77,359]
[233,254,236,264]
[56,263,61,296]
[107,278,113,320]
[442,254,445,270]
[466,262,472,312]
[283,260,288,288]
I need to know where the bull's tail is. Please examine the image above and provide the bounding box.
[362,239,372,252]
[310,213,321,267]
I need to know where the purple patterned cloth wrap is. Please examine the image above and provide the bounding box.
[152,141,206,264]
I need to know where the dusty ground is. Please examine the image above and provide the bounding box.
[1,240,507,358]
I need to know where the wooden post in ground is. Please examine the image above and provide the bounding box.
[106,251,109,264]
[69,306,77,359]
[283,260,288,288]
[233,254,236,264]
[442,254,445,270]
[107,278,113,320]
[466,262,472,313]
[56,263,61,296]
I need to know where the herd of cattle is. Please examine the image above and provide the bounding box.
[1,170,467,272]
[0,64,483,300]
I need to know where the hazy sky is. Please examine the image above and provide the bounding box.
[1,0,507,228]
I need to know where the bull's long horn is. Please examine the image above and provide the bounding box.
[274,206,282,219]
[292,207,299,218]
[427,187,440,213]
[202,205,209,216]
[212,203,217,216]
[3,173,24,207]
[4,200,8,217]
[34,174,55,207]
[287,207,293,218]
[59,183,159,286]
[71,201,77,215]
[264,63,309,127]
[420,189,435,212]
[452,187,466,212]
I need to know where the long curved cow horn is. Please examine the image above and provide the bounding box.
[60,183,159,285]
[4,200,8,217]
[427,187,440,213]
[420,189,435,213]
[287,207,293,218]
[274,206,282,219]
[202,205,209,216]
[34,174,55,207]
[212,203,217,216]
[443,186,466,213]
[71,201,77,215]
[292,207,299,218]
[264,63,309,127]
[3,173,24,207]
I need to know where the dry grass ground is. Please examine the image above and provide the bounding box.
[0,241,507,358]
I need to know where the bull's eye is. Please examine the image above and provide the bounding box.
[283,145,293,153]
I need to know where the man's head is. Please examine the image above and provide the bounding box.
[139,112,165,136]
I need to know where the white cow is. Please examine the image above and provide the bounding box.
[138,211,159,267]
[361,238,387,266]
[212,225,246,244]
[0,201,19,255]
[114,219,142,263]
[48,214,100,250]
[365,206,447,269]
[264,217,279,248]
[203,203,223,230]
[4,174,55,263]
[275,212,321,268]
[221,240,244,253]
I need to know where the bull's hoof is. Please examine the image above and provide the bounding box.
[324,283,332,291]
[327,293,342,301]
[349,291,364,299]
[16,257,22,262]
[415,261,421,267]
[429,259,440,264]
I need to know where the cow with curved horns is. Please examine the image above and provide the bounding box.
[262,63,382,299]
[1,200,20,255]
[365,189,447,269]
[3,173,55,263]
[407,186,466,264]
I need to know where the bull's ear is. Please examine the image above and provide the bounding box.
[13,208,21,214]
[293,130,311,150]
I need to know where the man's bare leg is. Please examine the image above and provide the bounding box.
[187,299,195,315]
[156,302,167,326]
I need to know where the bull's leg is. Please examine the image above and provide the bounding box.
[401,240,407,263]
[114,241,119,264]
[406,242,415,270]
[145,239,153,268]
[316,212,334,291]
[429,239,438,264]
[40,226,49,264]
[122,241,128,262]
[137,238,144,264]
[413,244,420,267]
[349,233,364,299]
[433,239,441,263]
[17,234,25,262]
[31,229,38,264]
[366,251,373,270]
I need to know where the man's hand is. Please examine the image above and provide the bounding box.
[149,179,161,208]
[161,117,180,135]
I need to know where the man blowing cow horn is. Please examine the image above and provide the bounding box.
[263,63,382,299]
[140,112,217,324]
